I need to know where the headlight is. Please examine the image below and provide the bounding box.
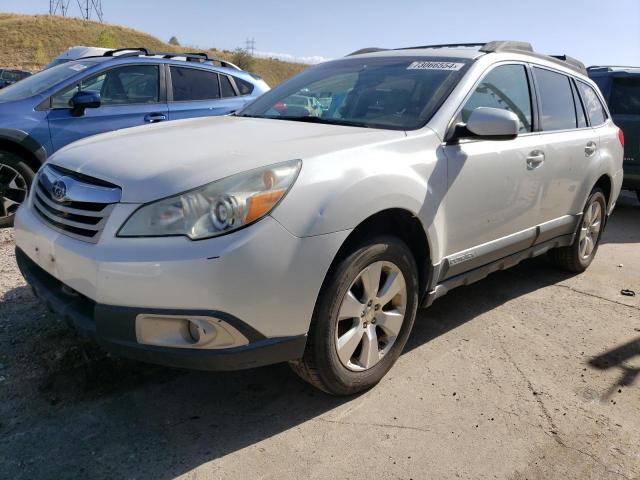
[118,159,301,240]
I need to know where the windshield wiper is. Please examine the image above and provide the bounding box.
[269,116,371,128]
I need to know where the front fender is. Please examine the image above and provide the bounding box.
[272,132,447,261]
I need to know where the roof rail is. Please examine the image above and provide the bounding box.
[549,55,587,75]
[346,41,588,75]
[346,47,388,56]
[102,49,242,70]
[400,43,486,51]
[103,48,150,57]
[479,40,533,53]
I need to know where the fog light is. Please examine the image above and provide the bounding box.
[135,314,249,349]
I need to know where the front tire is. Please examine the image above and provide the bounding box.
[0,151,35,228]
[636,190,640,204]
[548,188,606,272]
[290,235,419,395]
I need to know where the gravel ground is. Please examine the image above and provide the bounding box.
[0,192,639,480]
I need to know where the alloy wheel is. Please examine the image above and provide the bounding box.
[0,163,28,220]
[578,199,602,260]
[335,261,407,371]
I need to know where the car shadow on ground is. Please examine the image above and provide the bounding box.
[4,256,579,479]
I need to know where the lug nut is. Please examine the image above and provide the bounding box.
[374,304,380,311]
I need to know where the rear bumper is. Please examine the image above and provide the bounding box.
[16,247,307,371]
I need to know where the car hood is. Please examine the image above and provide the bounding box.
[48,116,406,203]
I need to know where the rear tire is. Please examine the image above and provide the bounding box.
[636,190,640,204]
[548,188,606,273]
[290,235,419,395]
[0,151,35,228]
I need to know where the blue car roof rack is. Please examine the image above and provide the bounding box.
[101,48,242,70]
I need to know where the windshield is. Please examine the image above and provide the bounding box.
[238,56,470,130]
[0,61,96,103]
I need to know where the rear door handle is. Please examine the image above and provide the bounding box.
[144,113,167,123]
[526,150,545,169]
[585,141,597,157]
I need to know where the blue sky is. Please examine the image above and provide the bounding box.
[3,0,639,65]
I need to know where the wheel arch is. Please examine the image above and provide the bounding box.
[0,129,47,174]
[593,173,612,209]
[323,208,434,304]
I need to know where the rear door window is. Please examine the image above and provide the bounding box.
[533,67,576,131]
[609,77,640,116]
[461,64,533,133]
[576,81,608,125]
[170,67,220,101]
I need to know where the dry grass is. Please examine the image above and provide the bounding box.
[0,13,307,86]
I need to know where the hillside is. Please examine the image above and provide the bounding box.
[0,13,307,86]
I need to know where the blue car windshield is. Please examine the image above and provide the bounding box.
[238,56,470,130]
[0,61,96,103]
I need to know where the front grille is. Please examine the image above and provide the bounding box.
[32,165,121,243]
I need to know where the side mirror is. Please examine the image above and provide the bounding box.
[70,90,101,117]
[452,107,519,141]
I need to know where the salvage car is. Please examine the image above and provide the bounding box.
[15,41,623,395]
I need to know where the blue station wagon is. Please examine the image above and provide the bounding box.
[0,48,270,226]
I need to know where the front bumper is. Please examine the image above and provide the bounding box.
[16,247,307,370]
[14,203,350,370]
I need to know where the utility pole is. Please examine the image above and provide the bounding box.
[245,37,256,56]
[49,0,71,16]
[49,0,103,22]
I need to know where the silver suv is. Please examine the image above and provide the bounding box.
[14,41,623,395]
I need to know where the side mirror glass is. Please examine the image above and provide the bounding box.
[454,107,519,141]
[70,90,101,117]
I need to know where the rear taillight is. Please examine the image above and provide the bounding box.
[618,128,625,148]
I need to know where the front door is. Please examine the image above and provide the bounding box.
[47,64,167,151]
[441,64,545,275]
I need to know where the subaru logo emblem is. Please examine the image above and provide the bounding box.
[51,180,67,202]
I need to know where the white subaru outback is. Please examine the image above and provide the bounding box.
[14,41,623,395]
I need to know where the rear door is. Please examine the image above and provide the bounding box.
[47,64,168,151]
[530,67,598,225]
[167,66,246,120]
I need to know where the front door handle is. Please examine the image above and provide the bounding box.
[526,150,545,170]
[585,141,597,157]
[144,113,167,123]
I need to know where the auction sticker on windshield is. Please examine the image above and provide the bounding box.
[407,61,465,71]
